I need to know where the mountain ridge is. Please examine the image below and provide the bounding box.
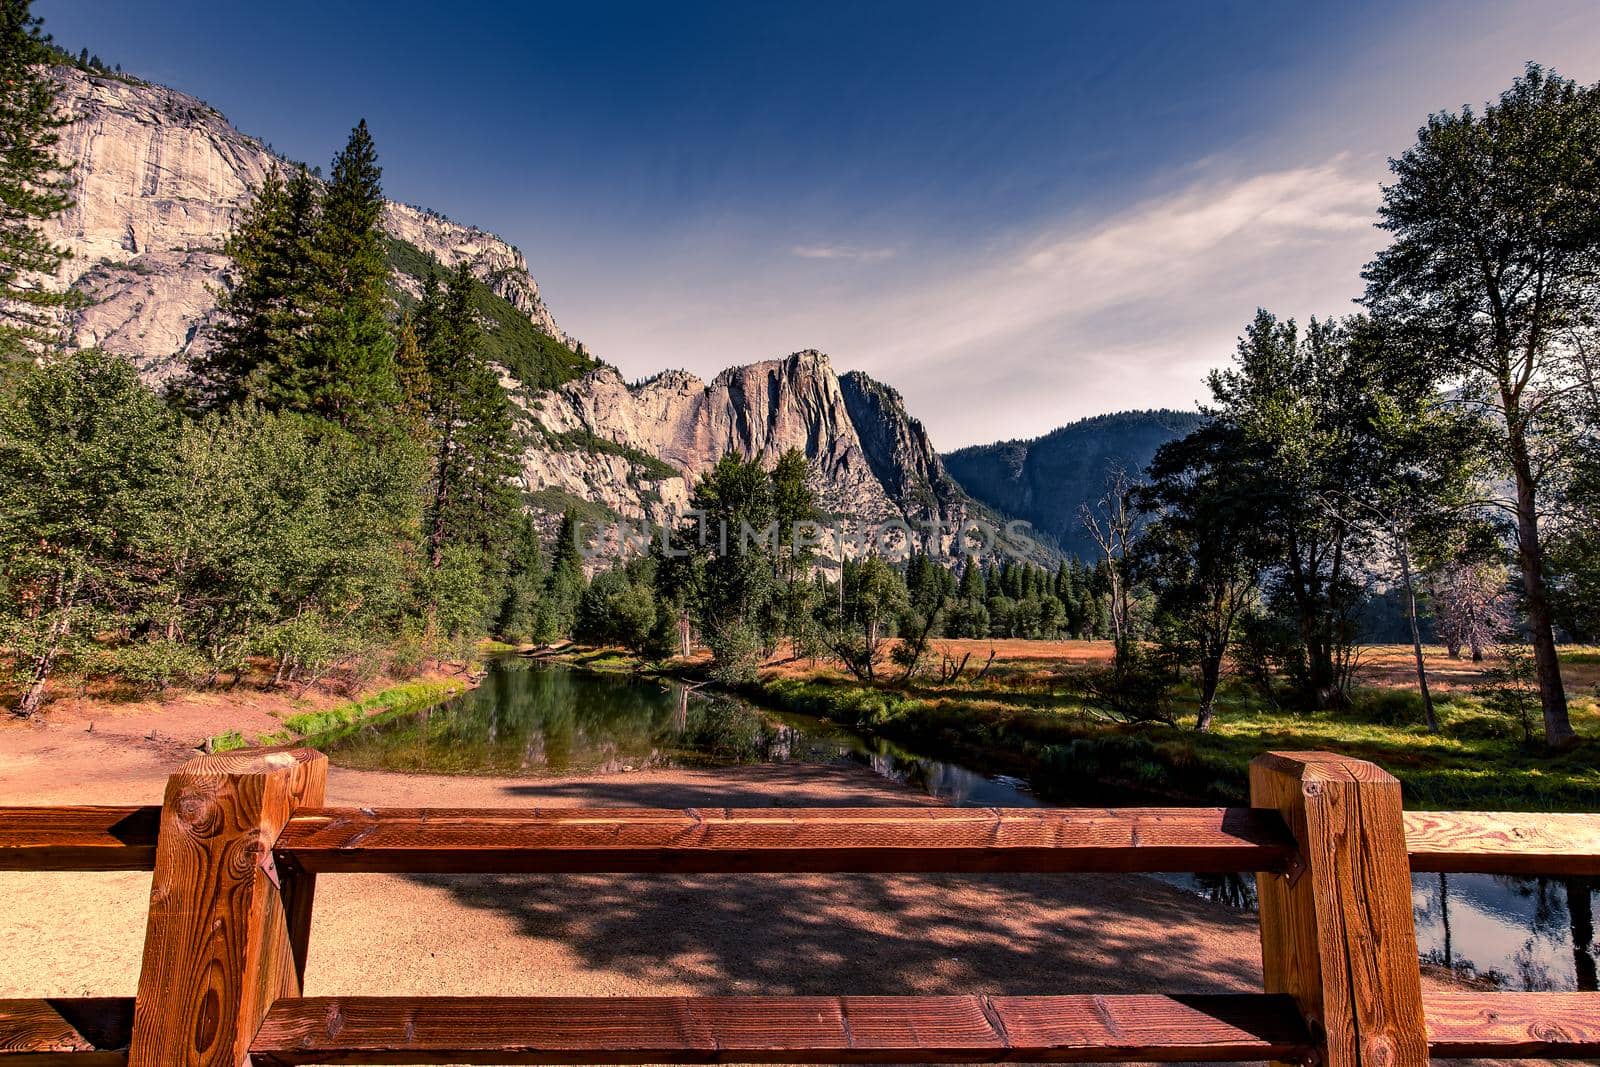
[42,63,1025,559]
[944,408,1206,560]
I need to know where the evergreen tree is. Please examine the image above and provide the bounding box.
[495,515,548,643]
[0,0,83,375]
[419,263,520,574]
[393,315,431,432]
[544,510,586,639]
[199,167,320,406]
[304,120,399,434]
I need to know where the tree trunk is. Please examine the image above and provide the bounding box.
[1398,537,1438,732]
[1195,655,1220,733]
[1439,872,1453,973]
[14,570,79,718]
[1568,879,1596,993]
[1506,420,1574,746]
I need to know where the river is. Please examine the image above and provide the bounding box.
[310,656,1598,992]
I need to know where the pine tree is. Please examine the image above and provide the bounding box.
[0,0,83,376]
[199,166,319,406]
[304,120,398,434]
[419,263,520,571]
[393,315,430,434]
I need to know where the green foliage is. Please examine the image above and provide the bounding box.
[1365,64,1600,747]
[385,237,595,392]
[0,0,84,375]
[575,559,666,657]
[537,427,679,481]
[0,350,178,714]
[1475,644,1541,746]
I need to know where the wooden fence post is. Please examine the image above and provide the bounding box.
[1251,751,1427,1067]
[128,746,327,1067]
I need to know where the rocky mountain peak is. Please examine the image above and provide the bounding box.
[42,66,569,380]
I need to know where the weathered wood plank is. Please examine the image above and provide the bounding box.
[1423,990,1600,1057]
[1252,751,1428,1067]
[0,807,159,871]
[126,747,325,1067]
[1403,811,1600,875]
[276,805,1298,874]
[0,998,133,1065]
[249,993,1312,1065]
[5,804,1596,876]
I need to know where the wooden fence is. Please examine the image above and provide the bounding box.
[2,747,1598,1066]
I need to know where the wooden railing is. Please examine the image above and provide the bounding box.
[2,747,1598,1065]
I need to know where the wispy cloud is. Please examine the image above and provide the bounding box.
[791,243,897,262]
[826,157,1386,445]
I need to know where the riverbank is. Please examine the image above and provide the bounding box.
[539,641,1600,812]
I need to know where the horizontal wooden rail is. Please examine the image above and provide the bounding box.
[8,992,1600,1064]
[1402,811,1600,875]
[275,806,1296,874]
[7,804,1600,875]
[0,806,160,870]
[248,993,1313,1064]
[0,997,134,1064]
[6,747,1600,1067]
[1424,991,1600,1057]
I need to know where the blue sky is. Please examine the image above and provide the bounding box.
[36,1,1600,448]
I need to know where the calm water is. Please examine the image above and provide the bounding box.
[312,657,1598,992]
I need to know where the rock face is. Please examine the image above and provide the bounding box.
[518,351,981,549]
[42,67,566,381]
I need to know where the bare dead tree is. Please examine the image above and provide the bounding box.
[1427,560,1512,662]
[1080,469,1140,657]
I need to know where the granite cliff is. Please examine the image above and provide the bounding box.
[42,65,1019,557]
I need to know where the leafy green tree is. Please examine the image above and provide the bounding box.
[0,0,82,375]
[543,510,586,640]
[576,559,662,656]
[689,453,778,659]
[1205,312,1379,709]
[1364,64,1600,746]
[1137,421,1268,731]
[0,351,176,715]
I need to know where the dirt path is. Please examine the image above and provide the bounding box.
[2,715,1278,1005]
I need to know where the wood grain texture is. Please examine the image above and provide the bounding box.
[1403,811,1600,875]
[248,993,1311,1065]
[126,747,325,1067]
[0,807,159,871]
[277,805,1297,874]
[1423,990,1600,1057]
[1251,751,1428,1067]
[0,998,133,1065]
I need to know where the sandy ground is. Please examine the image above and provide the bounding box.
[2,714,1277,1007]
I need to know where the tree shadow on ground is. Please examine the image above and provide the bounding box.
[408,765,1266,997]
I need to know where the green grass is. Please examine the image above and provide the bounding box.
[208,729,248,753]
[280,680,465,737]
[201,679,465,753]
[750,673,1600,812]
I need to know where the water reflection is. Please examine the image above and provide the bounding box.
[312,657,1599,992]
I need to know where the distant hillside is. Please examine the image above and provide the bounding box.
[944,409,1205,560]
